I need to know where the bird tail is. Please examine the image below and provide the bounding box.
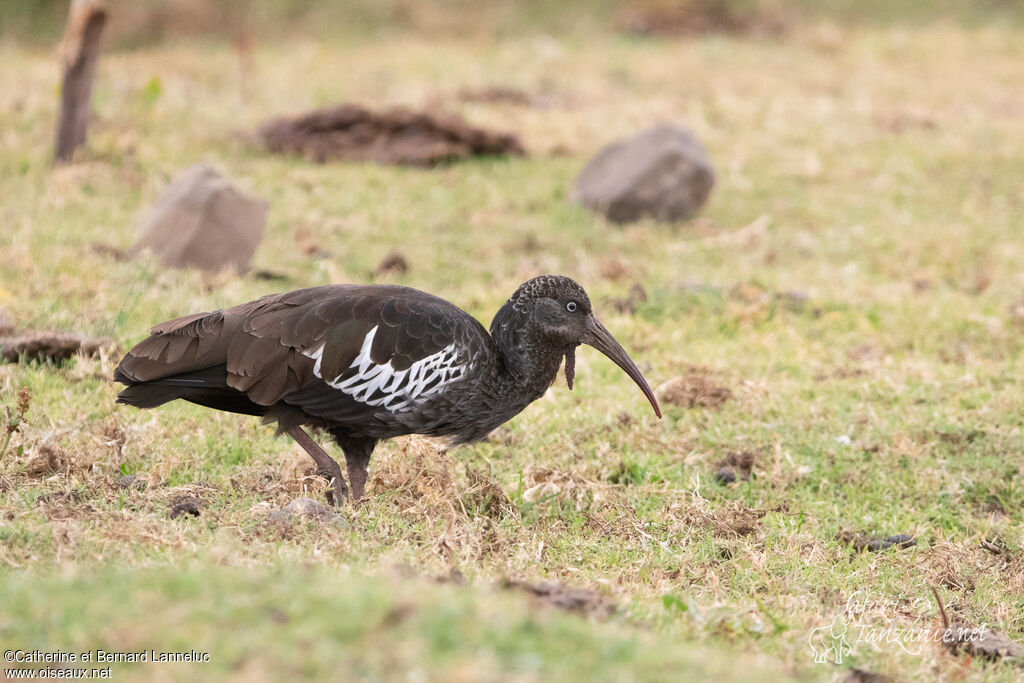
[114,365,218,409]
[114,366,268,417]
[115,382,189,409]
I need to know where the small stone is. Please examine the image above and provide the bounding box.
[574,125,714,223]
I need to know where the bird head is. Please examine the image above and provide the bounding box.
[491,275,662,418]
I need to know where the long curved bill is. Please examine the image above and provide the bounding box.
[582,316,662,419]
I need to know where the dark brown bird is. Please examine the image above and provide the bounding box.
[114,275,661,504]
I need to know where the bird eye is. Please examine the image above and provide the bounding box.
[566,301,578,312]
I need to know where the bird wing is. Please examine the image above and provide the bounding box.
[115,285,487,422]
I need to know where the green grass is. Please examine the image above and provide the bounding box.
[1,12,1024,683]
[0,564,790,681]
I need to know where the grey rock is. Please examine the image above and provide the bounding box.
[133,164,267,273]
[574,125,714,223]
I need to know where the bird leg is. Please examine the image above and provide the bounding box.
[330,432,376,503]
[345,452,371,502]
[286,426,348,506]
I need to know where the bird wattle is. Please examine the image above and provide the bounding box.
[564,348,576,390]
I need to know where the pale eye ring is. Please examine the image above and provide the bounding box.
[566,301,578,312]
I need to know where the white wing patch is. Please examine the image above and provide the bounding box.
[304,326,467,411]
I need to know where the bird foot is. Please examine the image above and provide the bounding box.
[319,469,350,508]
[287,426,349,508]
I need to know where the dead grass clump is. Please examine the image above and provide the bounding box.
[520,464,607,512]
[24,444,72,478]
[372,436,516,525]
[657,367,732,409]
[921,541,978,593]
[371,436,456,505]
[668,499,774,540]
[19,440,96,481]
[371,437,518,562]
[92,415,127,457]
[231,450,324,504]
[258,104,525,166]
[1,387,31,460]
[708,500,769,538]
[462,467,516,520]
[36,487,97,521]
[616,0,793,38]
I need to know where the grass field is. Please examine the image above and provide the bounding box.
[1,7,1023,681]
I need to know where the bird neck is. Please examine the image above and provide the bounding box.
[488,302,565,397]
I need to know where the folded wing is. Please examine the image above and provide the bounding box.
[114,285,485,428]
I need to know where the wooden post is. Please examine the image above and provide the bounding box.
[54,0,107,163]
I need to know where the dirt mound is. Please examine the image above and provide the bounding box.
[0,332,113,363]
[656,367,732,409]
[258,104,525,166]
